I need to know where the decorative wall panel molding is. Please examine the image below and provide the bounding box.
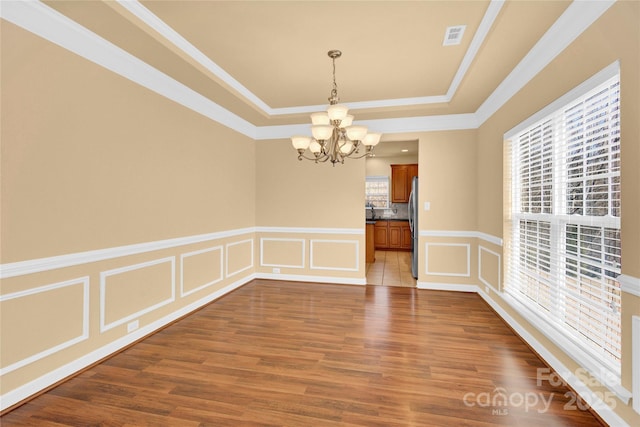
[310,239,359,272]
[100,257,176,333]
[180,246,224,297]
[260,238,305,269]
[425,243,471,277]
[478,245,501,291]
[0,277,90,376]
[226,239,254,278]
[0,274,252,412]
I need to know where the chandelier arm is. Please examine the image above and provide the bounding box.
[344,146,375,160]
[340,139,359,157]
[291,49,382,166]
[297,152,328,162]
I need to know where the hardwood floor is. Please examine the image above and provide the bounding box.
[2,280,603,426]
[366,250,416,287]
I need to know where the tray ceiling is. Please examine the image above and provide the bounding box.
[37,0,571,127]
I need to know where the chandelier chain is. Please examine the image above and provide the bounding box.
[330,54,339,105]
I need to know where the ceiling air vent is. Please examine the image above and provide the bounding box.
[443,25,466,46]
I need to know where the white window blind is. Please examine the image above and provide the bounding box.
[365,176,389,208]
[506,74,621,377]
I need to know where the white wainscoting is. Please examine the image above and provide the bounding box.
[180,246,224,298]
[0,228,255,279]
[0,227,370,411]
[424,242,471,277]
[99,257,176,333]
[478,245,501,291]
[226,239,254,278]
[0,277,90,376]
[0,275,252,412]
[310,239,359,272]
[260,238,305,269]
[420,230,503,246]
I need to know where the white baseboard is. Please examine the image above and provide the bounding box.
[2,275,631,425]
[0,271,366,411]
[413,281,630,426]
[257,272,366,286]
[0,274,254,412]
[416,281,479,292]
[476,288,630,427]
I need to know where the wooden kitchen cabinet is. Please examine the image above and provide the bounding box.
[374,220,412,250]
[366,223,375,263]
[388,222,402,248]
[391,164,418,203]
[374,221,388,249]
[401,223,412,249]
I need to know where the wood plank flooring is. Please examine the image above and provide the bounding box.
[2,280,604,426]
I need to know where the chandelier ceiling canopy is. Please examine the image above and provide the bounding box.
[291,50,381,165]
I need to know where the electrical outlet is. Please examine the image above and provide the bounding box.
[424,202,431,211]
[485,286,490,294]
[273,268,280,274]
[127,320,139,333]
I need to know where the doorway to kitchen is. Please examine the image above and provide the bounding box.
[365,139,419,287]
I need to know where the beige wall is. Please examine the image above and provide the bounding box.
[365,154,418,177]
[255,139,365,229]
[0,20,258,403]
[254,139,367,282]
[475,1,639,424]
[1,21,256,263]
[1,1,639,424]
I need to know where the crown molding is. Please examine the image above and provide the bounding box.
[0,0,616,138]
[475,0,616,126]
[0,0,258,139]
[115,0,503,115]
[254,114,479,140]
[115,0,273,115]
[445,0,504,100]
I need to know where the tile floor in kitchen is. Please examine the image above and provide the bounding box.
[365,250,416,287]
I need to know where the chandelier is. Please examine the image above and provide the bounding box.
[291,50,381,165]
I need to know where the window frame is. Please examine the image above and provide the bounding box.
[365,175,390,209]
[503,62,628,400]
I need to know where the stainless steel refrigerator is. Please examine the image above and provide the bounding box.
[408,176,419,279]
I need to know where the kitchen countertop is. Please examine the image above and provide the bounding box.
[366,218,409,223]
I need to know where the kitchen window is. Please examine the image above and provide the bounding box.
[365,176,389,208]
[505,64,622,389]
